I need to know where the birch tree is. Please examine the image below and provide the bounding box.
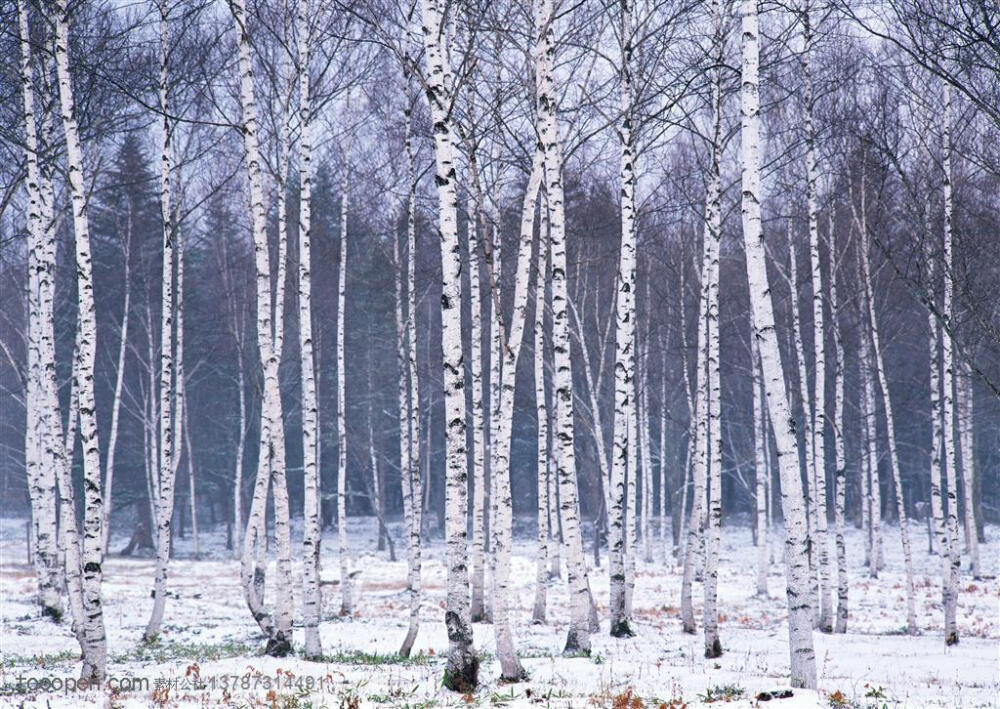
[940,82,960,645]
[856,200,917,633]
[229,0,293,656]
[532,217,551,625]
[144,0,182,642]
[17,0,61,621]
[957,362,979,578]
[701,0,724,658]
[398,72,423,658]
[418,0,478,688]
[297,0,322,658]
[488,150,543,681]
[829,216,848,633]
[609,0,638,638]
[52,0,108,681]
[801,3,832,632]
[535,0,593,656]
[466,142,488,623]
[337,132,353,617]
[739,0,816,688]
[752,336,768,598]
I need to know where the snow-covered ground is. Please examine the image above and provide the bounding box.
[1,515,996,707]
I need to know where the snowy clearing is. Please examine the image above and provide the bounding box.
[1,516,996,708]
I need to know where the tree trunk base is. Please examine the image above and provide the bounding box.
[610,619,634,637]
[704,637,722,658]
[264,634,292,657]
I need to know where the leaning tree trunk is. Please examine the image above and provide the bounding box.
[297,0,322,658]
[229,0,292,656]
[535,0,592,656]
[419,0,478,689]
[859,322,882,580]
[739,0,816,689]
[859,212,917,633]
[488,150,543,682]
[52,0,107,681]
[101,243,131,557]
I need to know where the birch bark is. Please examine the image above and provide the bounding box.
[467,145,488,622]
[337,141,353,616]
[753,336,769,597]
[739,0,816,688]
[702,2,724,654]
[802,7,832,631]
[489,151,543,681]
[535,0,592,656]
[419,0,478,687]
[958,363,979,577]
[532,219,551,625]
[53,0,107,680]
[229,0,292,655]
[297,0,322,658]
[858,209,917,632]
[940,83,960,645]
[829,219,848,633]
[398,82,423,657]
[610,0,637,633]
[17,0,62,620]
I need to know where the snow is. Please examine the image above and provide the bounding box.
[1,516,996,707]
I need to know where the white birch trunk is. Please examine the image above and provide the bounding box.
[787,229,819,622]
[535,0,591,656]
[337,146,353,617]
[659,350,669,561]
[829,220,848,633]
[17,0,62,620]
[532,222,551,625]
[229,0,292,655]
[297,0,322,658]
[739,0,816,687]
[702,4,724,654]
[753,336,769,598]
[958,363,979,577]
[640,349,654,565]
[610,0,637,630]
[145,4,178,637]
[467,148,488,622]
[485,217,502,625]
[53,0,107,681]
[489,151,543,682]
[419,0,478,687]
[859,214,916,632]
[680,163,714,637]
[398,85,423,657]
[232,343,247,561]
[940,84,960,645]
[802,9,832,631]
